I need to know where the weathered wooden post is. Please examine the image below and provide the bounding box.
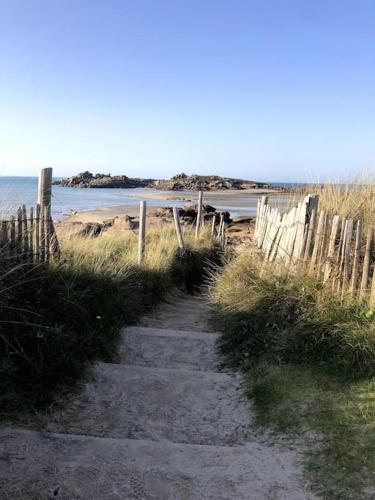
[35,204,41,262]
[37,167,53,210]
[350,220,361,297]
[210,214,216,240]
[37,168,53,262]
[138,200,146,264]
[360,227,373,297]
[218,213,224,245]
[173,207,185,250]
[195,190,203,238]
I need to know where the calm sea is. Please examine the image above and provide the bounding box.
[0,176,295,220]
[0,176,185,220]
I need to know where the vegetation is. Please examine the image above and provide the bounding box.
[0,225,217,415]
[210,251,375,499]
[292,173,375,232]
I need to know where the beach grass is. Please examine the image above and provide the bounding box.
[209,249,375,499]
[0,223,217,415]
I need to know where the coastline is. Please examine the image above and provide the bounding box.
[60,188,292,224]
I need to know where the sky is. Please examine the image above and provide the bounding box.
[0,0,375,182]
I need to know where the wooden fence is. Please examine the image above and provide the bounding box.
[254,194,375,304]
[137,191,226,263]
[0,168,60,264]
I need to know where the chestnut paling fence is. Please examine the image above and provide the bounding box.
[0,168,60,264]
[254,194,375,304]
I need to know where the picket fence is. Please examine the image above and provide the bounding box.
[254,194,375,304]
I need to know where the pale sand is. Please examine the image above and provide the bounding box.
[61,189,292,224]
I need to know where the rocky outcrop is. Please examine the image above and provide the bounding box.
[54,171,277,191]
[54,171,153,189]
[152,173,271,191]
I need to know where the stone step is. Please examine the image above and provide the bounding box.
[118,326,220,371]
[0,428,311,500]
[45,363,250,446]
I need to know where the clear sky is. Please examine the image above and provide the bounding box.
[1,0,375,182]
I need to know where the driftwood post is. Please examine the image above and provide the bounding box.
[195,191,203,238]
[138,200,146,264]
[173,207,185,250]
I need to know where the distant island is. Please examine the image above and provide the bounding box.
[54,171,278,191]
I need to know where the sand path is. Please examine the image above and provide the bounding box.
[0,294,312,499]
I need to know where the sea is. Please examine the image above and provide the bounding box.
[0,176,295,220]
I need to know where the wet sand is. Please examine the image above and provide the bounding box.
[62,188,292,224]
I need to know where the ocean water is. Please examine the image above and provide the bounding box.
[0,176,291,220]
[0,176,187,220]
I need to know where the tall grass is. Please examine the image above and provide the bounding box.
[209,249,375,498]
[0,223,217,414]
[295,172,375,231]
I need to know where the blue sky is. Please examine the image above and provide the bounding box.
[1,0,374,182]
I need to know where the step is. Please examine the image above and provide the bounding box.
[119,326,220,371]
[44,363,250,446]
[0,428,312,499]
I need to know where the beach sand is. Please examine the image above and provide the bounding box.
[61,188,292,224]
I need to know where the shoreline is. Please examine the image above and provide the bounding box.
[59,188,292,224]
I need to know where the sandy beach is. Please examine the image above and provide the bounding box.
[62,188,292,224]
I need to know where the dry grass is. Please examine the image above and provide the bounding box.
[294,172,375,231]
[62,224,213,272]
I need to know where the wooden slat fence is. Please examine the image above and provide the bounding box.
[0,203,59,263]
[254,194,375,304]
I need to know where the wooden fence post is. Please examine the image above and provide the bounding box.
[29,206,34,259]
[195,191,203,238]
[35,204,41,263]
[138,201,146,264]
[309,210,325,273]
[38,168,53,261]
[37,167,53,210]
[350,220,362,297]
[360,227,373,297]
[341,219,353,297]
[210,214,216,240]
[173,207,185,250]
[323,214,340,282]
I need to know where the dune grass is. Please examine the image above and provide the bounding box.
[290,172,375,232]
[210,250,375,499]
[0,224,217,415]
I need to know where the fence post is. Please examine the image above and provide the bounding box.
[210,214,216,240]
[173,207,185,250]
[195,191,203,238]
[37,167,53,210]
[360,227,373,297]
[37,168,53,261]
[350,220,362,297]
[138,201,146,264]
[35,204,41,262]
